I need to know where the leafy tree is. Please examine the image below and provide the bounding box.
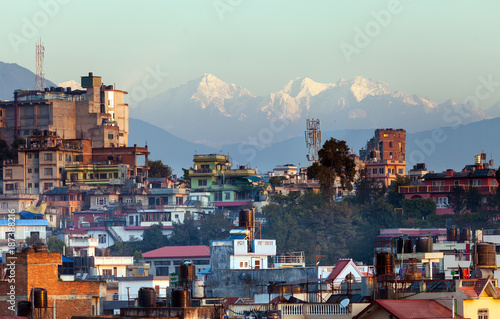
[465,187,482,213]
[47,236,66,253]
[269,176,287,190]
[199,212,233,245]
[25,233,42,245]
[307,138,356,203]
[142,223,167,252]
[148,159,173,178]
[401,198,437,219]
[133,250,143,261]
[0,138,11,167]
[386,175,411,208]
[10,137,26,160]
[181,168,191,187]
[350,168,384,204]
[449,186,467,214]
[168,216,201,246]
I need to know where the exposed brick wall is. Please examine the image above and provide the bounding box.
[0,250,104,319]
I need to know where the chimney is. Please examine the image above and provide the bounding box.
[446,169,454,177]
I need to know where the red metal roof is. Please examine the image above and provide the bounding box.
[327,259,352,280]
[215,201,251,207]
[124,225,174,230]
[143,245,210,259]
[354,299,462,319]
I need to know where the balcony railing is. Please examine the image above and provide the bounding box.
[399,184,497,194]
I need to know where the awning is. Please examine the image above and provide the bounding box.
[243,176,262,182]
[19,211,44,219]
[215,201,252,207]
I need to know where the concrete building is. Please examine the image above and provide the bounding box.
[3,132,92,195]
[143,245,211,276]
[0,219,48,254]
[359,128,406,186]
[0,72,128,148]
[0,193,39,217]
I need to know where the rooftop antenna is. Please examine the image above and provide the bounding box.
[35,36,46,91]
[305,118,321,167]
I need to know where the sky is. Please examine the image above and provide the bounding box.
[1,0,500,109]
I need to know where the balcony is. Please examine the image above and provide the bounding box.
[189,168,216,176]
[93,256,134,266]
[69,237,99,248]
[399,184,497,195]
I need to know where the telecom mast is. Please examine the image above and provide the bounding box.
[35,36,45,91]
[305,118,321,166]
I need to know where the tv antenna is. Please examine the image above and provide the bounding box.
[305,118,321,166]
[35,36,45,91]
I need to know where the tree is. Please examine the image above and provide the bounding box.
[26,233,42,245]
[307,138,356,203]
[449,186,467,214]
[10,137,26,160]
[199,212,233,245]
[466,187,482,213]
[386,175,411,208]
[269,176,287,191]
[142,223,167,252]
[47,237,66,253]
[401,198,437,219]
[168,216,201,246]
[133,250,143,261]
[0,138,11,167]
[148,159,172,178]
[350,168,384,204]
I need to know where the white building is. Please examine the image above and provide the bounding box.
[0,219,48,253]
[93,256,134,277]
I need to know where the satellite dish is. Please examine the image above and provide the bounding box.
[340,298,350,308]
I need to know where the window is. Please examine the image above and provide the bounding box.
[432,180,444,186]
[96,197,107,206]
[44,153,52,161]
[225,192,231,200]
[113,293,119,301]
[5,169,12,178]
[454,180,460,185]
[214,192,222,202]
[435,197,449,208]
[478,309,488,319]
[198,179,207,186]
[28,154,32,159]
[98,234,107,243]
[44,183,53,190]
[1,203,8,209]
[35,168,39,173]
[35,183,39,188]
[114,172,118,178]
[398,168,403,174]
[35,153,39,158]
[28,183,32,188]
[59,154,62,161]
[44,168,53,176]
[379,168,384,174]
[28,168,32,173]
[108,134,113,139]
[24,129,29,135]
[49,215,53,222]
[387,168,392,174]
[239,261,248,269]
[100,173,107,179]
[176,197,183,205]
[473,179,481,186]
[372,168,377,175]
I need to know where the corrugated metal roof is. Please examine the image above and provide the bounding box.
[0,219,48,226]
[143,245,210,259]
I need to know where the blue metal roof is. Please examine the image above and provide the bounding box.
[62,256,76,263]
[198,267,211,274]
[0,219,49,226]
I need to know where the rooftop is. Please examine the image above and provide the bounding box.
[143,245,210,259]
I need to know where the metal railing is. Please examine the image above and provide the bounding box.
[399,184,497,194]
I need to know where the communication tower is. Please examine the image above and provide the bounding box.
[305,118,321,166]
[35,36,45,91]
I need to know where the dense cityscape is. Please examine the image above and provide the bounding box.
[2,1,500,319]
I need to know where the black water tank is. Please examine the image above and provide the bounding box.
[171,288,190,308]
[33,288,47,308]
[18,301,32,316]
[460,228,471,243]
[138,287,156,308]
[404,238,413,253]
[375,252,394,275]
[416,237,432,252]
[447,228,458,242]
[396,238,403,253]
[239,209,254,228]
[179,263,188,282]
[477,243,496,267]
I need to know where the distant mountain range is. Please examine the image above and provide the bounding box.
[2,62,500,175]
[131,74,492,147]
[0,62,56,100]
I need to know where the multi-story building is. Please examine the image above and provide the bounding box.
[3,132,92,194]
[44,185,90,222]
[399,153,497,215]
[143,245,211,276]
[359,128,406,186]
[0,72,128,148]
[188,154,262,210]
[0,193,39,218]
[64,163,129,186]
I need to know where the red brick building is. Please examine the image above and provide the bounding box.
[0,249,106,318]
[359,128,406,186]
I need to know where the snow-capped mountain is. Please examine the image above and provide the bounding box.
[131,74,491,147]
[57,80,83,91]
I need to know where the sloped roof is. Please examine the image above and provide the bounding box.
[354,299,463,319]
[327,259,364,281]
[143,245,210,259]
[0,219,48,226]
[459,278,500,299]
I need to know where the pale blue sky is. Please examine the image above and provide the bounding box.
[1,0,500,108]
